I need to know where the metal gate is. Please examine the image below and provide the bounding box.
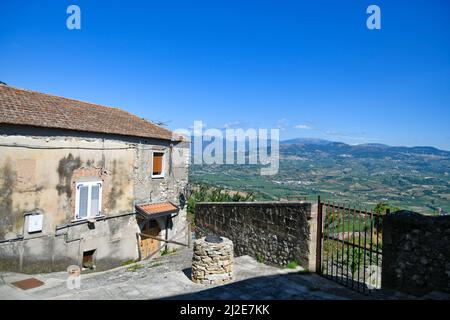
[316,196,386,294]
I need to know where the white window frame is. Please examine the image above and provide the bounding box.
[75,181,103,221]
[151,151,166,179]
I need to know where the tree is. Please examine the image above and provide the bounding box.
[373,202,400,233]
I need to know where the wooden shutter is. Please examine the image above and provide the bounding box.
[153,153,163,175]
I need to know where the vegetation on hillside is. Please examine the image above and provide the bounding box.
[373,202,399,214]
[186,184,254,227]
[190,140,450,215]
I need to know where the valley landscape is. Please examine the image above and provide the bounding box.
[189,138,450,215]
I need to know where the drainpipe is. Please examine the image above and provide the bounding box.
[165,216,169,251]
[169,143,174,177]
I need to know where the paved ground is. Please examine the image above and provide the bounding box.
[0,248,407,300]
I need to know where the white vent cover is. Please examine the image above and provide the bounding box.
[28,214,43,233]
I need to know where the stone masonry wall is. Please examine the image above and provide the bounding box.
[195,202,311,268]
[192,236,233,285]
[382,211,450,296]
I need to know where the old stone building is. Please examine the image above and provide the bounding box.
[0,84,190,273]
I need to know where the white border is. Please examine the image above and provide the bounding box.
[151,151,166,179]
[75,181,103,220]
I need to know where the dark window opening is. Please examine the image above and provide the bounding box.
[82,249,96,269]
[148,219,157,228]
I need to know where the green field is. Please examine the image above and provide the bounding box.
[189,142,450,215]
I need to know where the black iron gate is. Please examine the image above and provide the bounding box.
[316,196,386,294]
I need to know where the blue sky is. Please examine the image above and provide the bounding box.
[1,1,449,149]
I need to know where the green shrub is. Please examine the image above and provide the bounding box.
[286,261,299,269]
[186,184,255,228]
[160,248,177,256]
[255,253,265,263]
[373,202,401,232]
[126,264,143,272]
[121,260,135,266]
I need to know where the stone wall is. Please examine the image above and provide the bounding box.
[192,236,233,285]
[195,202,311,268]
[382,211,450,296]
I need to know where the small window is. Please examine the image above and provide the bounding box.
[148,219,157,228]
[75,181,102,220]
[152,152,165,178]
[82,249,96,269]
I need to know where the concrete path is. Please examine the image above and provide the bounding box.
[0,248,367,300]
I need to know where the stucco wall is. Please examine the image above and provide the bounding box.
[195,202,311,268]
[0,125,190,273]
[0,129,135,239]
[0,214,140,273]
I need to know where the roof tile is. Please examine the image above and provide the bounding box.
[0,85,176,141]
[136,202,179,217]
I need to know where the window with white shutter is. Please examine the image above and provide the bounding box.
[75,181,102,220]
[78,185,89,219]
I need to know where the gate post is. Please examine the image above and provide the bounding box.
[316,195,323,274]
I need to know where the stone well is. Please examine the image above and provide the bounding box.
[192,235,233,285]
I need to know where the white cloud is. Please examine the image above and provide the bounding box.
[325,130,342,136]
[295,124,312,130]
[276,118,289,131]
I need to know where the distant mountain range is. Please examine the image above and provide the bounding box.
[281,138,337,146]
[190,135,450,157]
[279,138,450,159]
[190,137,450,214]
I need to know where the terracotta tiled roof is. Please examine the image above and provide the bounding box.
[0,84,177,141]
[136,202,179,218]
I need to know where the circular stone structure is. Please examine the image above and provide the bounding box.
[192,236,233,285]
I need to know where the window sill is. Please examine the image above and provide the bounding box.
[151,175,165,179]
[71,215,106,223]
